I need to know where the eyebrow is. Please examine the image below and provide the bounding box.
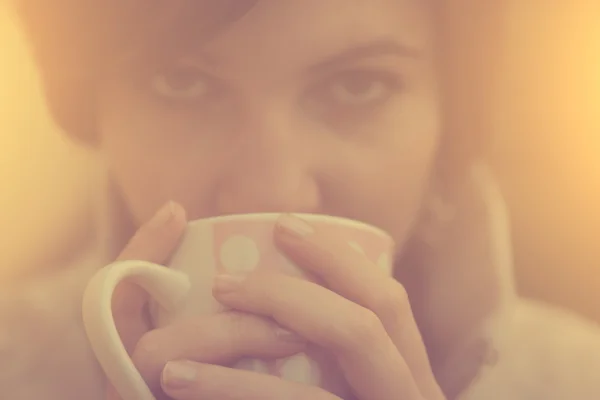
[164,38,420,73]
[308,39,421,73]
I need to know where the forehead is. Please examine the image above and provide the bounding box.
[212,1,430,43]
[129,0,432,67]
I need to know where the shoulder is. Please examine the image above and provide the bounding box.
[0,251,106,399]
[462,298,600,400]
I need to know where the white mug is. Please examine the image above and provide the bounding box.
[82,213,394,400]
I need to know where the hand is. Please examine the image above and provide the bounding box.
[106,203,308,400]
[163,214,446,400]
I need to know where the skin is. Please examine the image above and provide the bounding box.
[96,0,439,243]
[109,205,445,400]
[95,1,446,399]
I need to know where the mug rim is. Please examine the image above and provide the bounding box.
[187,213,393,241]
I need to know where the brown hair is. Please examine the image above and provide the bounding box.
[13,3,507,393]
[13,0,259,142]
[13,1,506,181]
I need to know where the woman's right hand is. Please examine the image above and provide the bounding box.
[105,202,307,400]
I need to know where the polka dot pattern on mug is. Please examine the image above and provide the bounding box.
[219,235,261,273]
[210,216,393,389]
[214,221,302,276]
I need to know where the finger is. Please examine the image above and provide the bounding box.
[112,201,187,351]
[161,360,341,400]
[213,273,423,400]
[107,201,187,400]
[131,312,307,396]
[275,214,442,399]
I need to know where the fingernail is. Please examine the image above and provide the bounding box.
[162,360,197,390]
[149,201,176,228]
[213,274,246,294]
[275,327,305,343]
[277,214,314,237]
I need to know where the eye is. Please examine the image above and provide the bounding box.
[149,63,217,101]
[315,70,403,109]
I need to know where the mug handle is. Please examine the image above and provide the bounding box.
[82,260,191,400]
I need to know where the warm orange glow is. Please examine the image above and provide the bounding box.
[0,7,93,274]
[0,3,598,318]
[491,2,600,321]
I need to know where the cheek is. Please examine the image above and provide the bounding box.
[380,145,436,246]
[375,94,440,244]
[330,112,439,248]
[97,112,222,225]
[371,144,436,247]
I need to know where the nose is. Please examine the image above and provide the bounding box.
[214,116,320,215]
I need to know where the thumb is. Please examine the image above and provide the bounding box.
[106,201,187,400]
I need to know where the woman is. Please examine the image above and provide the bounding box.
[3,1,600,399]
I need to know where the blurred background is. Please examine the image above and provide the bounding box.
[489,2,600,322]
[1,3,599,320]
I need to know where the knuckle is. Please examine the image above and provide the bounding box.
[218,312,255,354]
[130,329,170,395]
[338,308,386,352]
[223,311,249,337]
[131,329,165,372]
[371,281,411,320]
[222,312,273,345]
[219,312,303,359]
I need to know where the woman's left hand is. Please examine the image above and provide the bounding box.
[160,214,446,400]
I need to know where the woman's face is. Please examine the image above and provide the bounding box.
[96,0,440,247]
